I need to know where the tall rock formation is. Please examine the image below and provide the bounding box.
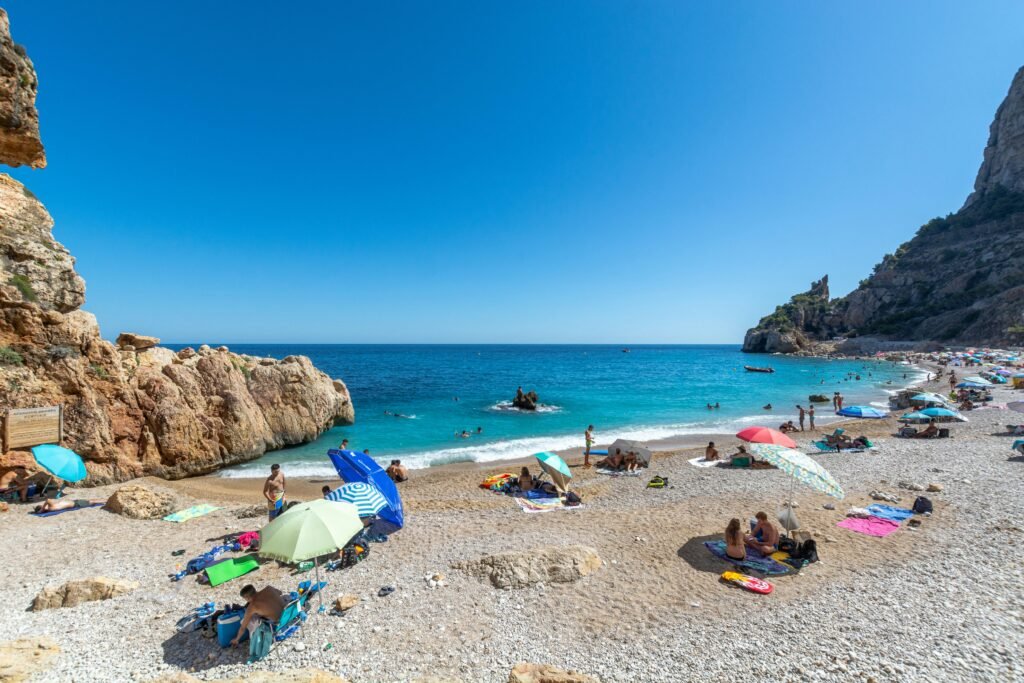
[0,9,353,482]
[744,65,1024,352]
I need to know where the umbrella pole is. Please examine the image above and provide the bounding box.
[315,556,324,613]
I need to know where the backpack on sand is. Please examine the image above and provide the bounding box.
[912,496,933,514]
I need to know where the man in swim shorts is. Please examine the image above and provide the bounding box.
[584,425,595,468]
[231,584,288,646]
[263,464,286,521]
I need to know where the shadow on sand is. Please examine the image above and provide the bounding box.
[677,533,730,575]
[161,629,247,672]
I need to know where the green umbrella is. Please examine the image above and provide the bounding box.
[534,451,571,493]
[259,499,363,611]
[750,443,845,500]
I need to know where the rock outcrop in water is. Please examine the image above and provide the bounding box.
[513,387,539,411]
[744,65,1024,353]
[0,9,353,483]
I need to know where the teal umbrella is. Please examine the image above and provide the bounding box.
[31,445,87,483]
[750,443,844,499]
[920,407,967,422]
[899,411,931,423]
[534,451,571,493]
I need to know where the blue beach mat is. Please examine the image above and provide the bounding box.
[31,502,104,517]
[588,450,608,456]
[704,540,791,575]
[865,503,914,523]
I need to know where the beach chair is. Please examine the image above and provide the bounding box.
[247,581,326,664]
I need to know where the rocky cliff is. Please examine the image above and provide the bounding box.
[744,65,1024,353]
[0,10,353,482]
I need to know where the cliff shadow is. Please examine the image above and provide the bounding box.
[677,533,729,575]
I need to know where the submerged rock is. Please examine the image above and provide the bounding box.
[512,388,540,411]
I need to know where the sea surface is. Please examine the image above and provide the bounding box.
[168,344,922,477]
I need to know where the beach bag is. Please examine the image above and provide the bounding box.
[912,496,933,514]
[778,537,797,553]
[564,491,582,506]
[247,620,273,664]
[646,476,668,489]
[796,539,818,563]
[340,541,370,568]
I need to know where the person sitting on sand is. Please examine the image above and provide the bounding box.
[705,441,720,461]
[386,460,408,482]
[231,584,288,646]
[517,466,536,492]
[597,448,625,471]
[0,467,31,502]
[914,419,939,439]
[745,511,780,554]
[725,518,746,561]
[33,498,104,513]
[959,399,974,411]
[623,451,639,472]
[779,421,798,434]
[321,485,332,498]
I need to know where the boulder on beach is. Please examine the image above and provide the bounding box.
[513,388,539,411]
[105,484,176,520]
[455,545,601,589]
[31,576,138,611]
[116,332,160,350]
[0,637,60,682]
[509,663,601,683]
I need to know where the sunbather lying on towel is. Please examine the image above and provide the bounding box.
[231,584,288,646]
[33,498,104,513]
[745,511,779,554]
[725,518,746,561]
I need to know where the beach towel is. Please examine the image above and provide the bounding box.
[513,496,577,514]
[205,555,260,587]
[703,540,791,575]
[596,468,640,477]
[836,516,900,537]
[866,504,914,523]
[236,531,260,548]
[163,504,220,522]
[688,457,721,468]
[30,502,104,517]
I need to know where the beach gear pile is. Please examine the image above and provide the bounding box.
[171,532,260,583]
[838,499,931,537]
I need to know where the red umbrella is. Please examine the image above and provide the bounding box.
[735,426,797,449]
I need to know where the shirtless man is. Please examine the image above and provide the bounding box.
[745,511,780,554]
[231,584,288,646]
[386,459,408,482]
[796,405,806,431]
[583,425,595,468]
[0,467,31,502]
[34,498,104,513]
[263,464,286,522]
[705,441,720,461]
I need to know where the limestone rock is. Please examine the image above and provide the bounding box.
[115,332,159,350]
[927,483,944,493]
[0,10,45,168]
[508,663,600,683]
[966,66,1024,204]
[0,637,59,682]
[513,388,539,411]
[455,546,601,589]
[104,484,176,519]
[31,577,137,610]
[334,593,359,611]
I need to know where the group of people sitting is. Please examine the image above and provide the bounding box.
[595,447,643,472]
[899,419,942,439]
[821,428,871,449]
[724,512,780,559]
[703,442,757,467]
[778,421,799,434]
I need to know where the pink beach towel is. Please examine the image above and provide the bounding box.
[837,516,900,537]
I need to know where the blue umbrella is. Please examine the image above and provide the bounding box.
[326,482,388,518]
[836,405,888,419]
[327,449,403,529]
[899,411,931,422]
[1013,439,1024,454]
[919,407,966,421]
[31,444,87,483]
[956,381,990,389]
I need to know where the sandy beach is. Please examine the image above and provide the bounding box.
[1,367,1022,682]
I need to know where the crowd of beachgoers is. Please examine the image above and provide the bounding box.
[1,349,1022,682]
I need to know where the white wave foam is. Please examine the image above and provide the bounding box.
[488,400,562,414]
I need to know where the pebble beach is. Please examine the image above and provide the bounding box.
[2,370,1023,683]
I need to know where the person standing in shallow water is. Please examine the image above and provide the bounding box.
[808,404,815,431]
[796,405,806,431]
[584,424,595,468]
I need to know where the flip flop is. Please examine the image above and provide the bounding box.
[378,585,395,597]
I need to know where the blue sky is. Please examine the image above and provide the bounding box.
[5,1,1024,343]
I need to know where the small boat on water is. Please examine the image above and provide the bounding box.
[622,348,630,353]
[744,365,775,373]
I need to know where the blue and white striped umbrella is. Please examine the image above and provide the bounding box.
[326,482,387,518]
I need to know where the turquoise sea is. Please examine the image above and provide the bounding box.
[173,345,922,477]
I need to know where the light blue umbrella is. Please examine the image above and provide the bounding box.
[837,405,888,419]
[31,444,87,483]
[326,482,388,518]
[963,376,991,385]
[919,407,966,421]
[911,392,949,405]
[956,381,990,389]
[534,451,571,492]
[1013,440,1024,454]
[899,411,931,423]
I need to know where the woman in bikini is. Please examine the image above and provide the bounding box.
[725,518,746,560]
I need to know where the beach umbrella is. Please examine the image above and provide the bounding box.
[956,381,990,389]
[749,443,844,499]
[1013,440,1024,454]
[920,407,967,422]
[735,426,797,449]
[326,482,388,518]
[995,369,1013,377]
[534,451,571,493]
[607,439,653,466]
[1007,402,1024,414]
[899,411,931,423]
[31,444,87,483]
[911,392,950,405]
[259,499,362,611]
[836,405,888,419]
[326,449,404,529]
[963,376,992,385]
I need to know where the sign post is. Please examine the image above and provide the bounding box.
[3,406,63,452]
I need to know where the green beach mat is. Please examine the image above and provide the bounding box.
[205,555,260,587]
[163,504,220,522]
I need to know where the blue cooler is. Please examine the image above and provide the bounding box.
[216,610,247,647]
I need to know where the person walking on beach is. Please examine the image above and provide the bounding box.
[808,404,815,430]
[584,425,595,468]
[263,464,286,522]
[796,405,806,431]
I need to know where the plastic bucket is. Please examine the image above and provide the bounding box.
[217,611,245,647]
